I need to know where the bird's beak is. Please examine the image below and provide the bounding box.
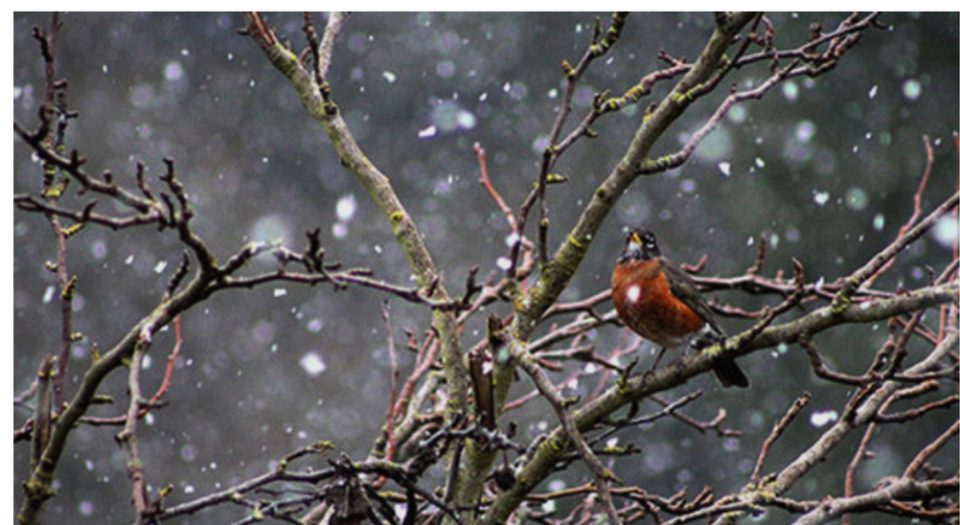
[619,234,643,263]
[627,231,643,254]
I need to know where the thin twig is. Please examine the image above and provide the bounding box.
[863,135,934,289]
[751,391,811,484]
[115,337,152,523]
[513,342,623,525]
[902,419,960,478]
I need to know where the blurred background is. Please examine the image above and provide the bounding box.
[13,12,959,523]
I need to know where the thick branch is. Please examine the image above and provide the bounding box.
[17,272,209,524]
[517,13,755,338]
[244,13,469,426]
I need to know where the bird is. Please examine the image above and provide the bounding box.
[610,228,749,388]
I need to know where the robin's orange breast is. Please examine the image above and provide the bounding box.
[611,259,704,347]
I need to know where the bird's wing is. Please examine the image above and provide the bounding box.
[660,257,725,336]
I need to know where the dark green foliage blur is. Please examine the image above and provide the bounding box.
[13,12,958,523]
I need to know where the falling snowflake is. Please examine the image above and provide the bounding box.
[810,410,838,427]
[299,351,327,377]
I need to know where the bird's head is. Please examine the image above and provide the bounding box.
[618,228,659,263]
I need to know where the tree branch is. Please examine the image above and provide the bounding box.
[516,12,756,339]
[790,477,959,525]
[243,12,469,430]
[478,284,956,524]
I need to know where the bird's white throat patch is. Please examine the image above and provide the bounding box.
[626,285,641,303]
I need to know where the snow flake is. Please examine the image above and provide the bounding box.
[812,190,830,206]
[717,162,732,177]
[810,410,838,427]
[42,285,55,304]
[902,79,921,100]
[299,351,327,377]
[336,194,357,222]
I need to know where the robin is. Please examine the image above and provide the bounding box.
[610,228,749,388]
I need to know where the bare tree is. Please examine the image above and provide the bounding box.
[13,12,958,525]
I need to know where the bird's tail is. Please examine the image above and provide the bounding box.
[713,358,750,388]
